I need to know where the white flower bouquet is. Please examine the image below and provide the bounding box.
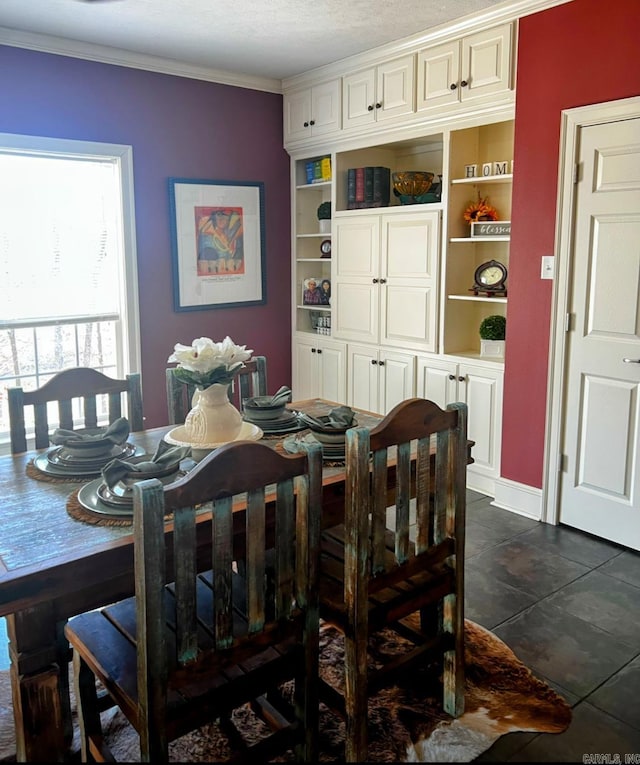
[168,336,254,388]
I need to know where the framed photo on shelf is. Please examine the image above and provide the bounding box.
[302,276,331,306]
[168,177,266,311]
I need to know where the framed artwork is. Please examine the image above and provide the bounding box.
[168,178,266,311]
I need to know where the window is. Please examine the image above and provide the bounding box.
[0,134,140,446]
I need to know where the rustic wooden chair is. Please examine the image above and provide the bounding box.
[166,355,268,424]
[64,437,323,763]
[7,367,143,454]
[319,397,468,762]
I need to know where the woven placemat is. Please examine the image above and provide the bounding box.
[66,487,133,527]
[26,458,96,484]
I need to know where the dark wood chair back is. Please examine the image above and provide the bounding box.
[7,367,143,453]
[64,438,323,763]
[319,397,468,761]
[166,355,268,424]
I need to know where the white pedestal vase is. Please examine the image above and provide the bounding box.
[183,382,243,445]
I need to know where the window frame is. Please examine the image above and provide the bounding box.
[0,132,142,376]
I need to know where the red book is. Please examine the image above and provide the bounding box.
[355,167,365,202]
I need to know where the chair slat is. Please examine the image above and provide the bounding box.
[246,486,266,634]
[213,496,234,649]
[173,505,198,663]
[275,478,295,619]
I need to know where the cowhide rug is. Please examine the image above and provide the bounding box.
[0,619,571,762]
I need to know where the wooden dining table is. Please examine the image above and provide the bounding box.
[0,398,472,762]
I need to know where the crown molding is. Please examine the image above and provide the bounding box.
[0,26,283,94]
[0,0,573,95]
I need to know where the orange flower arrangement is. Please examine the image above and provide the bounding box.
[463,194,499,225]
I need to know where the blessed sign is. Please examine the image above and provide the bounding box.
[471,220,511,238]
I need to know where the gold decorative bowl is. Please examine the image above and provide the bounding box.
[392,171,434,198]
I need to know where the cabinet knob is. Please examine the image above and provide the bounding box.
[460,80,468,88]
[379,278,387,284]
[367,104,374,111]
[458,375,465,382]
[317,349,323,354]
[309,119,315,125]
[379,360,385,366]
[449,83,457,90]
[375,102,382,109]
[448,374,456,380]
[303,121,309,127]
[372,278,379,284]
[311,348,316,353]
[371,359,378,365]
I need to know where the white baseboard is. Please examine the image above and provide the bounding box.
[492,477,543,521]
[466,471,496,497]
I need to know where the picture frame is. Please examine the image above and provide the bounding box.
[302,276,331,306]
[168,177,266,311]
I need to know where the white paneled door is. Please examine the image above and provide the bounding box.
[559,115,640,549]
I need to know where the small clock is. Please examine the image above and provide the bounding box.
[471,259,508,295]
[320,239,332,258]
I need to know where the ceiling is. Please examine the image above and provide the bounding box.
[0,0,515,90]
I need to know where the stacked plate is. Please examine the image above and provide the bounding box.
[34,441,144,478]
[242,408,307,435]
[283,433,346,462]
[78,456,186,515]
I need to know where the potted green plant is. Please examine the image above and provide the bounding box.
[317,201,331,234]
[479,314,506,359]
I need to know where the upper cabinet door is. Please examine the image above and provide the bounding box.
[342,67,377,129]
[461,23,513,102]
[375,54,415,122]
[310,79,342,136]
[416,40,461,112]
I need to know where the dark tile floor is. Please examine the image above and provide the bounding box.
[1,490,639,762]
[464,489,640,763]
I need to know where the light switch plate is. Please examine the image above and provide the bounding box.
[541,256,555,280]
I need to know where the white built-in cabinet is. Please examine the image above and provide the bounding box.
[293,335,346,402]
[416,23,513,113]
[283,79,341,145]
[287,11,519,495]
[342,55,415,131]
[333,209,440,352]
[416,356,503,494]
[348,345,415,414]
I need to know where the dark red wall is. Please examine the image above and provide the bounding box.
[0,46,291,428]
[502,0,639,487]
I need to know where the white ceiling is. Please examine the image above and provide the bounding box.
[0,0,522,90]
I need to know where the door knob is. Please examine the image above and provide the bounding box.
[623,358,640,363]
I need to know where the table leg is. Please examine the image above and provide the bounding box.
[7,607,71,762]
